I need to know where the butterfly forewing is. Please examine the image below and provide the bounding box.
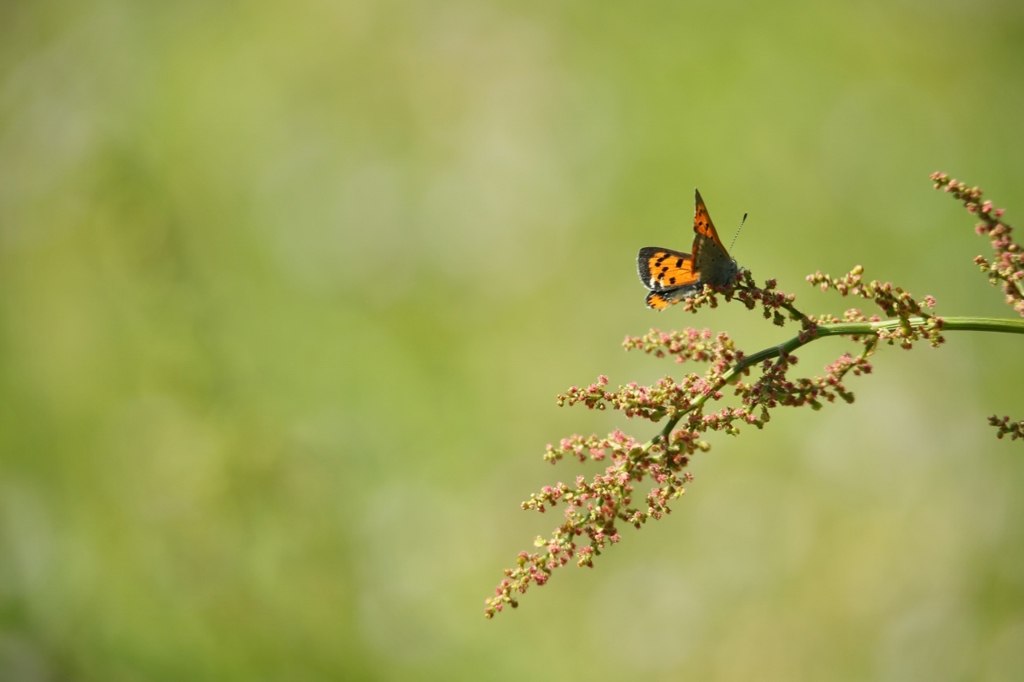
[637,247,699,291]
[693,189,727,249]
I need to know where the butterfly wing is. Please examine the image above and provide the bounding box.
[637,247,699,291]
[693,189,727,251]
[691,188,739,287]
[637,247,703,310]
[645,287,699,310]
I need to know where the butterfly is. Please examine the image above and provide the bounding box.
[637,189,741,310]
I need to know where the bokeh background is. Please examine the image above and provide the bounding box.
[2,0,1024,679]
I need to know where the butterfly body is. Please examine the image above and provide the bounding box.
[637,189,740,310]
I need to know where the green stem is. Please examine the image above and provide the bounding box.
[647,315,1024,450]
[822,316,1024,335]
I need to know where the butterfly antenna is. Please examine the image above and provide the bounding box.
[729,212,748,252]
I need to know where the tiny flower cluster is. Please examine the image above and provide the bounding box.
[732,274,806,327]
[806,266,945,348]
[933,173,1024,439]
[679,270,806,328]
[932,172,1024,317]
[740,350,873,413]
[484,429,697,618]
[622,328,741,367]
[989,415,1024,440]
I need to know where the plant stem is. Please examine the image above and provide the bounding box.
[648,315,1024,449]
[822,316,1024,335]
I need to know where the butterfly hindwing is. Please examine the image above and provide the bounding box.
[645,290,675,311]
[637,247,699,291]
[645,285,701,310]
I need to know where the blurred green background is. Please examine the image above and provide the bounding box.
[2,0,1024,679]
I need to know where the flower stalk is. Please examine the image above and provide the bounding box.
[484,174,1024,619]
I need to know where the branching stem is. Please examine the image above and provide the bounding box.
[650,316,1024,448]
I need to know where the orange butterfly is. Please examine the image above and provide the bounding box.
[637,189,741,310]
